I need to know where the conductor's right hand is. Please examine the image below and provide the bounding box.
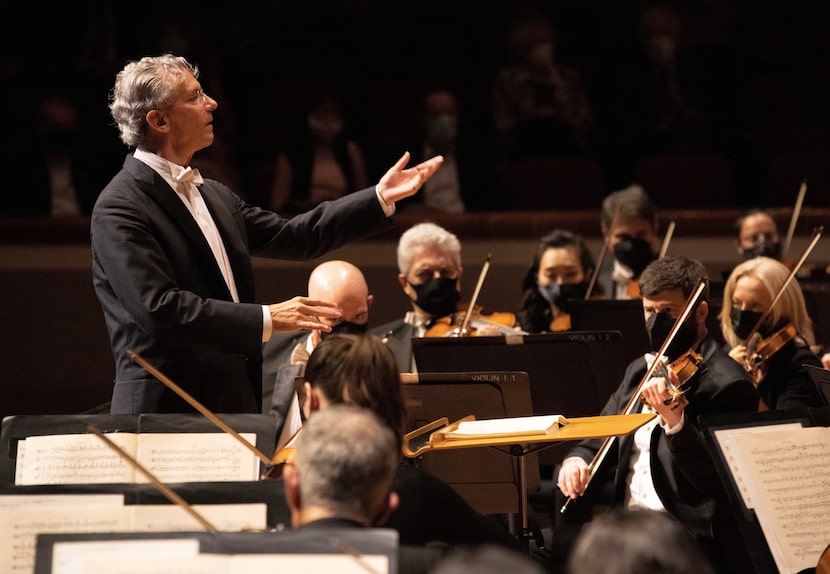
[557,456,590,500]
[268,297,341,333]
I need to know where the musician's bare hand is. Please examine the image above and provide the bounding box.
[641,369,684,427]
[728,344,748,365]
[557,457,590,500]
[268,297,341,333]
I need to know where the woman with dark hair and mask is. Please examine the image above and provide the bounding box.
[719,256,823,410]
[517,229,602,333]
[596,184,659,300]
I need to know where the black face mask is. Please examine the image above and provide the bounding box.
[614,238,655,277]
[538,282,589,314]
[729,308,765,340]
[320,320,369,340]
[410,276,460,318]
[646,311,699,362]
[742,242,781,261]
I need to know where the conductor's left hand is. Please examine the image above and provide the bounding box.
[376,151,443,205]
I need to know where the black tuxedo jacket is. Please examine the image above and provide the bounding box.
[371,318,417,374]
[91,154,392,414]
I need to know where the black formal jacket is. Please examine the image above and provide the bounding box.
[91,154,393,414]
[566,334,758,539]
[756,338,824,410]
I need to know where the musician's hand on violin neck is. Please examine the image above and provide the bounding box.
[557,457,590,500]
[728,344,748,365]
[641,370,685,428]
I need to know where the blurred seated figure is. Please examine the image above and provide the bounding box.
[596,184,659,300]
[719,256,823,410]
[566,508,716,574]
[517,229,602,333]
[269,89,369,213]
[734,208,781,262]
[492,9,596,162]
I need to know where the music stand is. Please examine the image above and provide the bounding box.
[404,412,655,552]
[411,332,629,468]
[567,299,651,366]
[805,364,830,406]
[401,371,538,515]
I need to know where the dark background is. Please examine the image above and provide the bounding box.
[2,0,829,211]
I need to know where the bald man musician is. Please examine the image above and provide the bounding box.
[262,259,373,446]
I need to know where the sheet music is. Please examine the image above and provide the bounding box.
[733,426,830,573]
[135,433,258,483]
[52,539,200,574]
[131,504,267,532]
[15,433,138,485]
[0,505,132,573]
[444,414,565,439]
[75,554,389,574]
[0,494,124,510]
[14,433,259,486]
[712,422,803,509]
[0,502,266,574]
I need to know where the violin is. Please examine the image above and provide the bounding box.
[425,304,523,337]
[650,347,703,410]
[425,254,525,338]
[744,323,797,387]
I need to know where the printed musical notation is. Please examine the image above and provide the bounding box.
[721,425,830,573]
[14,433,259,486]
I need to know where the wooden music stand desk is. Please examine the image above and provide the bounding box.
[403,413,656,551]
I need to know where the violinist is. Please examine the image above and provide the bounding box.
[372,222,466,372]
[719,256,824,410]
[556,256,757,573]
[596,184,659,300]
[517,229,602,333]
[734,208,781,262]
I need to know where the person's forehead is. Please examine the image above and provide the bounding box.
[741,213,777,234]
[540,246,580,267]
[614,217,655,236]
[410,245,457,269]
[642,288,686,308]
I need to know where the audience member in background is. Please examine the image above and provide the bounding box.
[492,9,596,162]
[269,89,369,214]
[566,508,716,574]
[734,208,781,262]
[596,184,659,300]
[719,256,823,410]
[517,229,601,333]
[261,260,373,447]
[399,88,466,214]
[300,334,522,550]
[556,256,757,572]
[283,404,445,574]
[3,87,117,216]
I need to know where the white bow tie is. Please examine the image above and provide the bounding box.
[173,166,204,186]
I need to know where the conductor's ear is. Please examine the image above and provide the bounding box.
[146,110,167,131]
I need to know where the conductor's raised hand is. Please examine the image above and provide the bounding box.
[268,297,341,333]
[376,151,444,205]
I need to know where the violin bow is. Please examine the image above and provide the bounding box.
[561,277,706,513]
[585,209,622,300]
[458,253,491,335]
[659,221,676,258]
[87,424,218,532]
[127,350,275,467]
[744,225,823,349]
[782,178,808,263]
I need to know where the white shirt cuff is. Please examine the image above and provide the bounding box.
[661,412,685,435]
[262,305,272,342]
[376,186,396,216]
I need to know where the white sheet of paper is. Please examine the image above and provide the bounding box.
[53,539,200,574]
